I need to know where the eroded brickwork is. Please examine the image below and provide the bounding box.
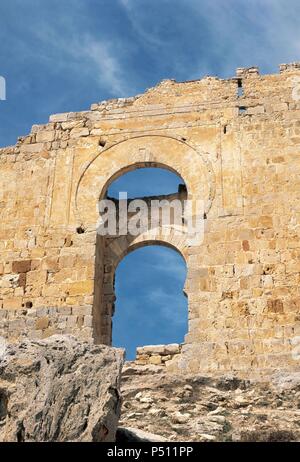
[1,64,300,378]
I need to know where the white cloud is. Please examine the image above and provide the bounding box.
[119,0,131,6]
[149,287,187,326]
[147,247,186,281]
[119,0,300,79]
[21,12,132,97]
[188,0,300,75]
[119,0,166,48]
[77,37,129,96]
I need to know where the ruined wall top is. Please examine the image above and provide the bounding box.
[1,62,300,156]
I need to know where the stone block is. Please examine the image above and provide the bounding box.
[49,113,69,122]
[35,317,49,330]
[70,128,89,138]
[137,345,166,356]
[36,131,55,143]
[149,355,162,365]
[164,344,181,355]
[12,260,31,273]
[67,280,94,296]
[20,143,45,153]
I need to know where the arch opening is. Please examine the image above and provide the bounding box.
[112,245,188,360]
[92,162,190,348]
[75,134,214,230]
[102,163,187,201]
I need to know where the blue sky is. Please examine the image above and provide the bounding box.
[113,245,187,359]
[0,0,299,357]
[1,0,300,147]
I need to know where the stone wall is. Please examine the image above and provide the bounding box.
[1,63,300,377]
[0,336,124,442]
[135,344,182,366]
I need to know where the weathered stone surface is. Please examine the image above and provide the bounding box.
[271,371,300,391]
[136,344,182,366]
[36,131,55,143]
[119,363,300,442]
[0,335,124,442]
[116,427,167,442]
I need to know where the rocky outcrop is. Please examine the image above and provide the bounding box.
[116,427,167,442]
[0,335,124,442]
[1,334,299,442]
[120,362,300,442]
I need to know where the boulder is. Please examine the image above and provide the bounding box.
[0,335,124,442]
[116,426,167,442]
[271,371,300,391]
